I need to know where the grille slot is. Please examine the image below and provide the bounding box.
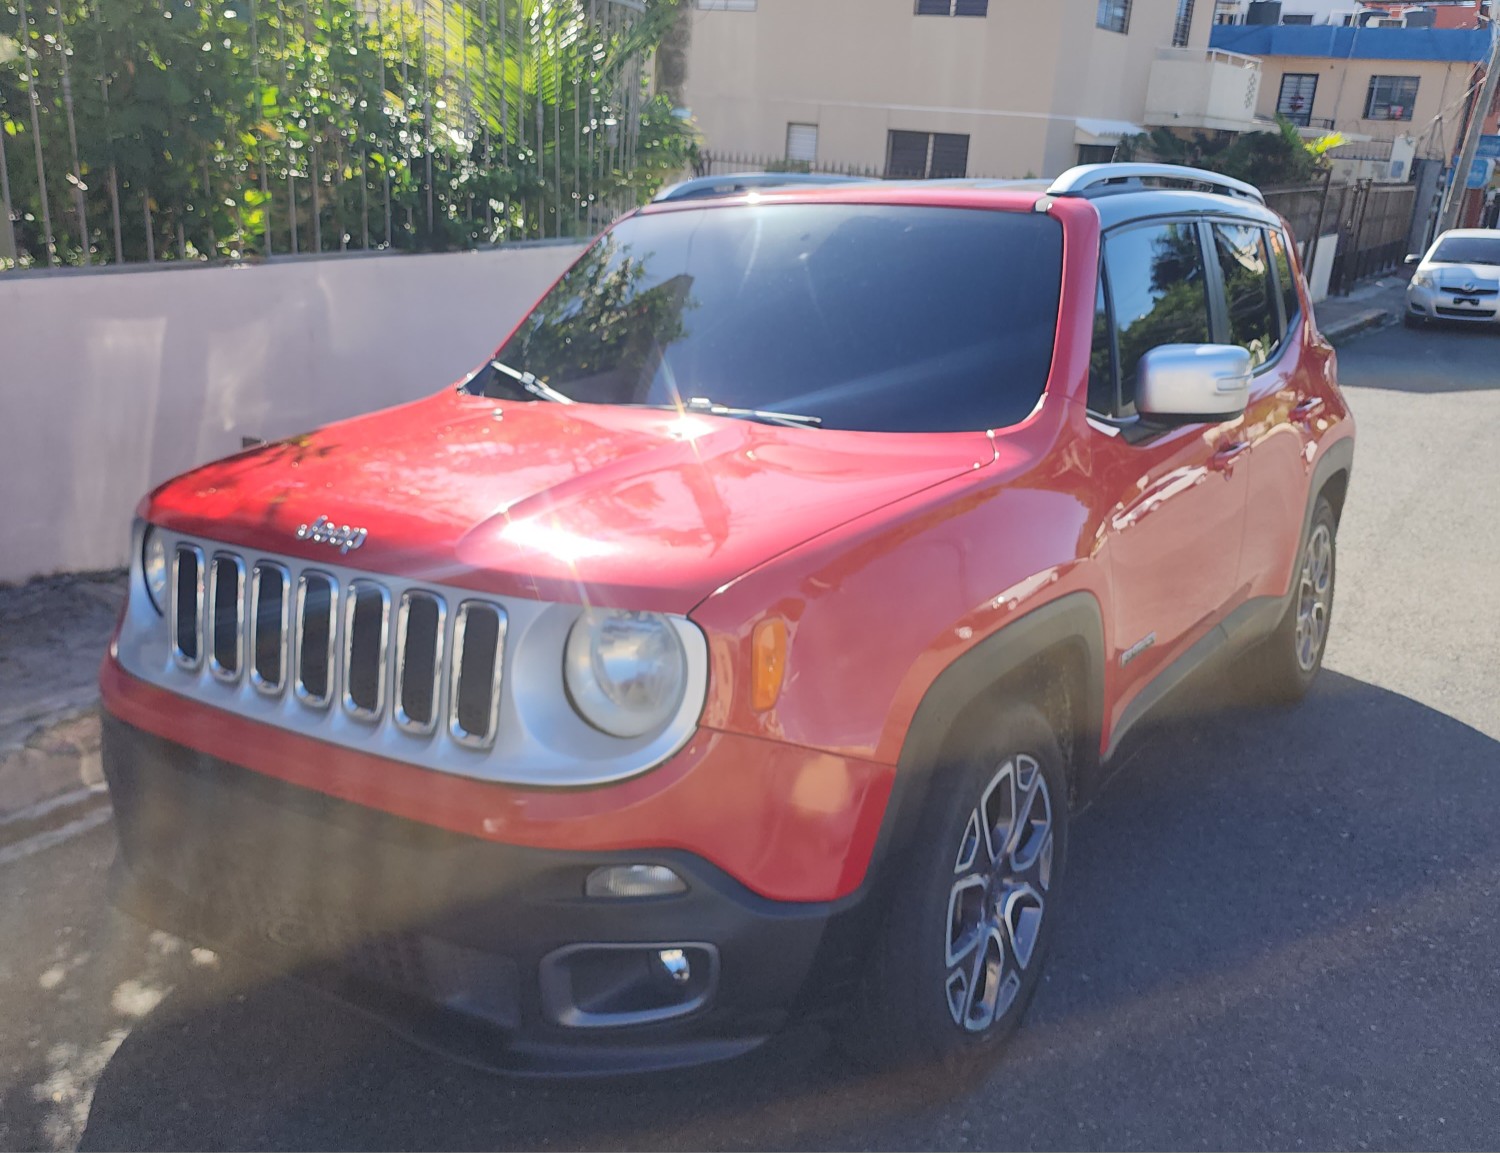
[395,591,445,734]
[250,563,290,694]
[171,544,205,669]
[342,580,390,720]
[449,601,507,749]
[209,554,245,682]
[295,573,338,708]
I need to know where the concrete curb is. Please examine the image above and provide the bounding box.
[1320,307,1397,344]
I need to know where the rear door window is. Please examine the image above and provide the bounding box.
[1211,222,1281,367]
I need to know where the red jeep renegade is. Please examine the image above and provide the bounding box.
[101,163,1355,1078]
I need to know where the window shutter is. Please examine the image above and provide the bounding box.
[785,123,819,164]
[929,133,970,179]
[886,131,931,178]
[952,0,989,15]
[915,0,951,13]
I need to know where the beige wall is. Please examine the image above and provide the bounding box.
[682,0,1217,179]
[1256,55,1476,157]
[0,243,586,583]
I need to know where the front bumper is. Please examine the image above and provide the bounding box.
[1406,283,1500,324]
[102,714,873,1076]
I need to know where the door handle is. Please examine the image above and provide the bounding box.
[1210,441,1251,471]
[1291,397,1324,421]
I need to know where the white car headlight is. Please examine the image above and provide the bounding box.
[564,609,688,738]
[142,526,169,615]
[1412,270,1437,290]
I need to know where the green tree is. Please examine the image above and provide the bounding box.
[0,0,696,267]
[1115,118,1345,189]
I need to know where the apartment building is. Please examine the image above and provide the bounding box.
[1211,24,1490,159]
[680,0,1266,179]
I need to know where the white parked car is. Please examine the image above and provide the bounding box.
[1405,229,1500,328]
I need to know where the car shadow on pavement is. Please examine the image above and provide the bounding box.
[68,669,1500,1152]
[1348,322,1500,395]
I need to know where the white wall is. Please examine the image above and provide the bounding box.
[0,242,586,584]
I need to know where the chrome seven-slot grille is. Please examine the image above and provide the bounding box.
[167,542,507,749]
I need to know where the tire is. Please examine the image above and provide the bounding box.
[1245,495,1337,705]
[842,702,1069,1084]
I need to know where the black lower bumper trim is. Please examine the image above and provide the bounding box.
[102,712,864,1076]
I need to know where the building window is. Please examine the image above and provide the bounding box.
[915,0,989,14]
[695,0,756,9]
[1077,144,1117,166]
[1365,75,1419,121]
[1276,73,1319,127]
[885,131,970,179]
[786,123,818,165]
[1172,0,1196,45]
[1097,0,1131,33]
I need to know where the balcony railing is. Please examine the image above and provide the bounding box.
[1144,46,1265,133]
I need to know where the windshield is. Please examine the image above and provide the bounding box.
[479,203,1063,433]
[1430,236,1500,266]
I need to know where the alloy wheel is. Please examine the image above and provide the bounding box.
[943,754,1053,1033]
[1295,523,1333,673]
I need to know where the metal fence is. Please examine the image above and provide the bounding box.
[693,150,884,180]
[1263,181,1344,250]
[1264,177,1419,295]
[0,0,676,269]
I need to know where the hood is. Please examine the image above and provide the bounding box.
[146,390,997,612]
[1429,262,1500,289]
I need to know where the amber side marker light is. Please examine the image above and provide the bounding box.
[751,618,789,712]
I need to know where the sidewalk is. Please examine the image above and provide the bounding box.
[0,572,122,852]
[1314,273,1410,344]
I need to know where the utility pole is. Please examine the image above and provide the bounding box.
[1440,0,1500,233]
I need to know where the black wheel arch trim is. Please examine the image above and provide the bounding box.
[876,591,1106,872]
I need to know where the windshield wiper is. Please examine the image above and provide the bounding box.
[667,396,823,429]
[487,359,574,405]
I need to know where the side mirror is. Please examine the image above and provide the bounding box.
[1136,344,1251,423]
[1404,253,1421,265]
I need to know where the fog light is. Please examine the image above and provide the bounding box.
[584,864,687,899]
[655,948,691,985]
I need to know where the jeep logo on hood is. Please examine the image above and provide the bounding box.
[295,515,368,555]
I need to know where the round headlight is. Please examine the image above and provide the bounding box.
[564,610,687,738]
[142,527,169,615]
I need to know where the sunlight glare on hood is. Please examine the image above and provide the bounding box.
[502,516,619,563]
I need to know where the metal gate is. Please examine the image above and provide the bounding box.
[1330,181,1418,295]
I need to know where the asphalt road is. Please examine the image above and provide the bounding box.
[2,321,1498,1152]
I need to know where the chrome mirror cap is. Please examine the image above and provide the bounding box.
[1136,344,1252,423]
